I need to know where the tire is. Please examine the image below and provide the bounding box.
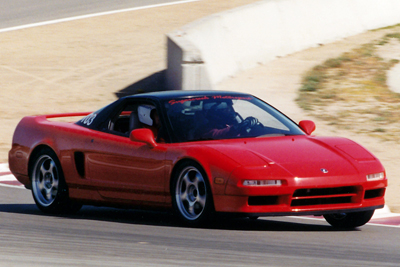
[171,162,214,226]
[30,148,82,214]
[323,210,375,229]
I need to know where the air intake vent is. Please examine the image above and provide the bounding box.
[248,196,279,206]
[364,188,385,199]
[291,186,357,207]
[74,152,85,177]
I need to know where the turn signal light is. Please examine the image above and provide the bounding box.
[243,180,282,186]
[366,172,385,181]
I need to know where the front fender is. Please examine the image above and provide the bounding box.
[166,144,240,196]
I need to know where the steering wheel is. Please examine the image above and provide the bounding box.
[238,116,260,135]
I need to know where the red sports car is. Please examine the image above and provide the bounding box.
[9,91,387,228]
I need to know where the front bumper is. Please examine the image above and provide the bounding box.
[213,179,387,215]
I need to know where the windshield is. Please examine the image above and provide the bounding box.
[163,95,305,142]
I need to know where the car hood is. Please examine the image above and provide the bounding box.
[205,135,377,178]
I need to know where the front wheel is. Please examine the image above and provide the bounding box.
[171,162,214,226]
[30,148,81,214]
[323,210,374,228]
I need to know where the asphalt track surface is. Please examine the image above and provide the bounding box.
[0,184,400,267]
[0,0,195,29]
[1,2,400,267]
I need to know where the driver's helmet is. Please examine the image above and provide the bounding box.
[204,100,239,126]
[138,105,155,126]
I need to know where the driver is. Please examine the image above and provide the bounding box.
[138,105,164,142]
[201,100,258,139]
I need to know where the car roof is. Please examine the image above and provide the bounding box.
[121,90,251,101]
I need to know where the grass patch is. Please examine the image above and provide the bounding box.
[296,28,400,142]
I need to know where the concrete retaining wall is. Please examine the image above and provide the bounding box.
[166,0,400,90]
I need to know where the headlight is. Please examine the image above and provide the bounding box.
[243,180,282,186]
[366,172,385,181]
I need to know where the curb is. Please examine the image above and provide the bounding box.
[0,163,24,189]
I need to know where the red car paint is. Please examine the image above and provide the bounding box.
[8,91,386,227]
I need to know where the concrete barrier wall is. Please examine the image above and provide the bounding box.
[166,0,400,90]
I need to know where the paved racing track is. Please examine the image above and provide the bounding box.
[1,1,400,266]
[1,186,400,266]
[0,0,193,29]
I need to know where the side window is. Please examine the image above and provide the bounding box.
[105,101,163,142]
[107,103,138,136]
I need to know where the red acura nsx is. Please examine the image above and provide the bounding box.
[9,91,387,228]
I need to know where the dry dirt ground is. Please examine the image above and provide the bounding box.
[1,0,399,212]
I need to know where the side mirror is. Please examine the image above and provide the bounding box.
[129,128,157,148]
[299,120,316,135]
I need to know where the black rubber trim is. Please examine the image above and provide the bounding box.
[219,205,384,217]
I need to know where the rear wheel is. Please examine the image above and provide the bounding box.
[31,148,81,214]
[172,162,214,226]
[323,210,374,228]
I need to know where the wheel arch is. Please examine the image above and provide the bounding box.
[168,149,239,203]
[169,157,217,224]
[169,157,217,211]
[28,145,59,179]
[28,144,81,214]
[170,158,212,195]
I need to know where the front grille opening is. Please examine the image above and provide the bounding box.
[364,188,385,199]
[291,196,352,207]
[248,196,279,206]
[293,186,357,197]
